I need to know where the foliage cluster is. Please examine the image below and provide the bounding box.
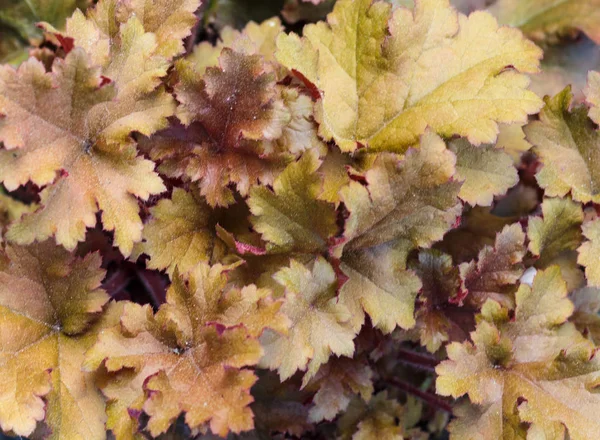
[1,0,600,439]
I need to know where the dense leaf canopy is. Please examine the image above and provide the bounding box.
[1,0,600,439]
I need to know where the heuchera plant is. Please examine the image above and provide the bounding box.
[1,0,600,438]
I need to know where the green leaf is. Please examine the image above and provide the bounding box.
[249,151,337,254]
[259,257,355,384]
[526,87,600,203]
[449,139,518,206]
[340,131,462,252]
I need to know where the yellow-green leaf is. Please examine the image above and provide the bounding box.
[578,219,600,287]
[340,131,462,252]
[489,0,600,44]
[525,87,600,203]
[0,242,110,439]
[585,70,600,125]
[337,392,405,440]
[527,197,583,267]
[249,151,337,254]
[449,139,518,206]
[134,188,225,277]
[259,258,355,384]
[339,241,422,334]
[276,0,543,152]
[437,267,600,439]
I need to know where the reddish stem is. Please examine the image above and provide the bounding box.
[385,377,453,414]
[397,347,439,372]
[102,269,132,300]
[136,269,167,307]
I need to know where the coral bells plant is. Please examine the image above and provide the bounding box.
[3,0,600,438]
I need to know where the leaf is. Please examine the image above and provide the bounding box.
[435,205,519,264]
[85,263,287,438]
[182,17,285,76]
[176,48,287,154]
[489,0,600,44]
[318,146,352,205]
[460,224,527,307]
[44,5,176,97]
[340,131,462,252]
[259,257,356,384]
[528,197,584,267]
[571,286,600,345]
[437,266,600,439]
[578,218,600,287]
[449,139,518,206]
[50,0,199,62]
[115,0,201,59]
[494,123,532,162]
[250,370,312,437]
[138,122,287,208]
[276,0,543,152]
[0,47,171,256]
[585,70,600,125]
[134,188,226,277]
[411,249,473,352]
[337,392,405,440]
[173,49,290,206]
[248,151,337,254]
[0,0,90,63]
[305,356,373,422]
[339,241,422,334]
[525,87,600,203]
[261,87,326,156]
[220,17,286,69]
[0,242,110,438]
[459,223,527,309]
[0,189,36,239]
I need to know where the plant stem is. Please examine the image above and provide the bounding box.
[386,377,452,414]
[397,347,439,372]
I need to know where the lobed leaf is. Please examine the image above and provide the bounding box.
[0,242,110,439]
[340,131,462,252]
[276,0,543,152]
[305,356,373,423]
[134,188,226,277]
[339,241,422,334]
[174,49,290,206]
[578,219,600,287]
[449,139,518,207]
[528,197,584,267]
[248,151,337,254]
[85,263,287,438]
[460,223,527,309]
[526,87,600,204]
[259,257,355,384]
[0,36,171,256]
[337,392,406,440]
[437,267,600,439]
[489,0,600,44]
